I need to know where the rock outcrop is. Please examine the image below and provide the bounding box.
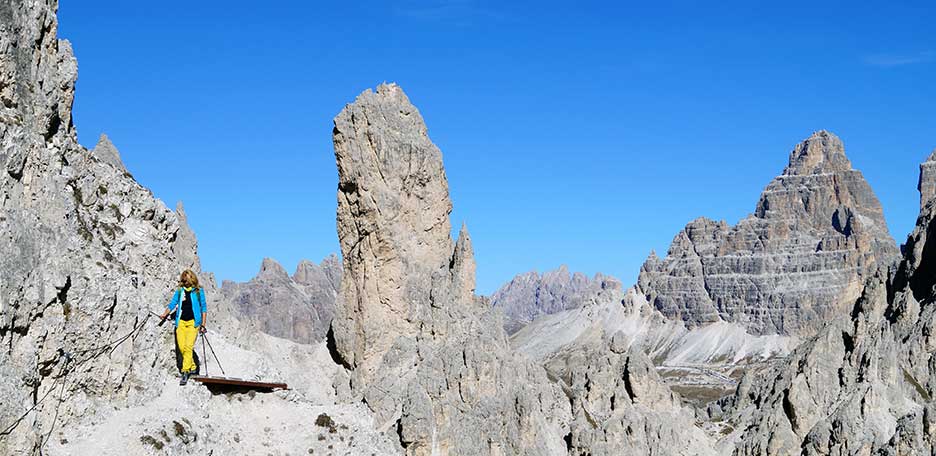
[491,266,617,334]
[329,83,459,382]
[171,201,200,271]
[553,334,717,455]
[12,2,934,454]
[328,83,717,456]
[221,255,340,344]
[91,133,125,172]
[329,84,574,455]
[0,1,206,452]
[919,149,936,209]
[0,4,403,455]
[719,148,936,454]
[638,131,899,336]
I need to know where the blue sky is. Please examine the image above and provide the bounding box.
[59,1,934,294]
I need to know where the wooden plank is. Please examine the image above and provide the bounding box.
[190,375,288,390]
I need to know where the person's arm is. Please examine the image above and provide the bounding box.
[161,289,180,321]
[199,289,208,333]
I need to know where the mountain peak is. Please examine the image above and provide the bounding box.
[258,257,288,280]
[641,131,897,336]
[919,148,936,209]
[782,130,852,176]
[92,133,126,171]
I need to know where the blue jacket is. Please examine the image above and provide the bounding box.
[167,287,207,327]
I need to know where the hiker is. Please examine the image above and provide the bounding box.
[159,269,208,385]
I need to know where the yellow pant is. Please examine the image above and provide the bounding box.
[176,319,199,374]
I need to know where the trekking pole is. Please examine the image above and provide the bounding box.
[203,333,226,376]
[202,335,208,377]
[148,311,169,327]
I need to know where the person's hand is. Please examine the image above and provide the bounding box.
[199,326,207,334]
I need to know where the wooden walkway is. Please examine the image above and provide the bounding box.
[190,376,288,392]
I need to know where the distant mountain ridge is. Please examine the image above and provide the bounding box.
[639,130,898,336]
[490,265,618,334]
[507,131,901,408]
[220,255,340,344]
[498,131,899,339]
[5,1,934,452]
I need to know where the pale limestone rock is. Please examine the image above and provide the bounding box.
[330,83,454,381]
[919,149,936,210]
[721,149,936,455]
[639,130,898,336]
[491,265,617,334]
[0,4,380,455]
[0,1,213,451]
[330,84,572,455]
[220,255,339,344]
[91,133,125,171]
[171,201,200,271]
[547,335,717,455]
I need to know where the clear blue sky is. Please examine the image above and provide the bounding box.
[59,1,934,294]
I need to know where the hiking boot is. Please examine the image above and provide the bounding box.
[179,373,189,386]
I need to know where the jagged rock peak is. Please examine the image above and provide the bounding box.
[258,257,289,280]
[724,146,936,455]
[639,131,898,336]
[172,201,200,271]
[92,133,126,171]
[330,84,571,454]
[919,148,936,209]
[0,1,208,451]
[0,0,77,149]
[292,259,321,285]
[451,223,477,303]
[782,129,852,176]
[293,254,342,288]
[492,264,622,334]
[221,254,340,344]
[331,81,454,377]
[294,258,316,272]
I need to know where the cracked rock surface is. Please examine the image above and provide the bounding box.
[0,3,392,455]
[221,255,340,344]
[516,141,936,455]
[328,83,716,455]
[0,0,202,451]
[330,84,572,455]
[491,265,616,334]
[638,131,898,337]
[8,2,936,455]
[717,149,936,454]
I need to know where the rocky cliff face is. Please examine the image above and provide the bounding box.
[220,255,340,344]
[919,150,936,210]
[512,132,906,414]
[10,2,932,454]
[638,131,898,336]
[91,133,126,172]
[0,0,203,451]
[491,266,617,334]
[0,4,400,455]
[553,334,717,455]
[328,83,718,456]
[718,148,936,454]
[329,84,574,455]
[0,2,708,452]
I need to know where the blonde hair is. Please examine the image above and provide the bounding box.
[178,269,200,289]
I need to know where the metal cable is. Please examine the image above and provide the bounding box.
[0,313,152,441]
